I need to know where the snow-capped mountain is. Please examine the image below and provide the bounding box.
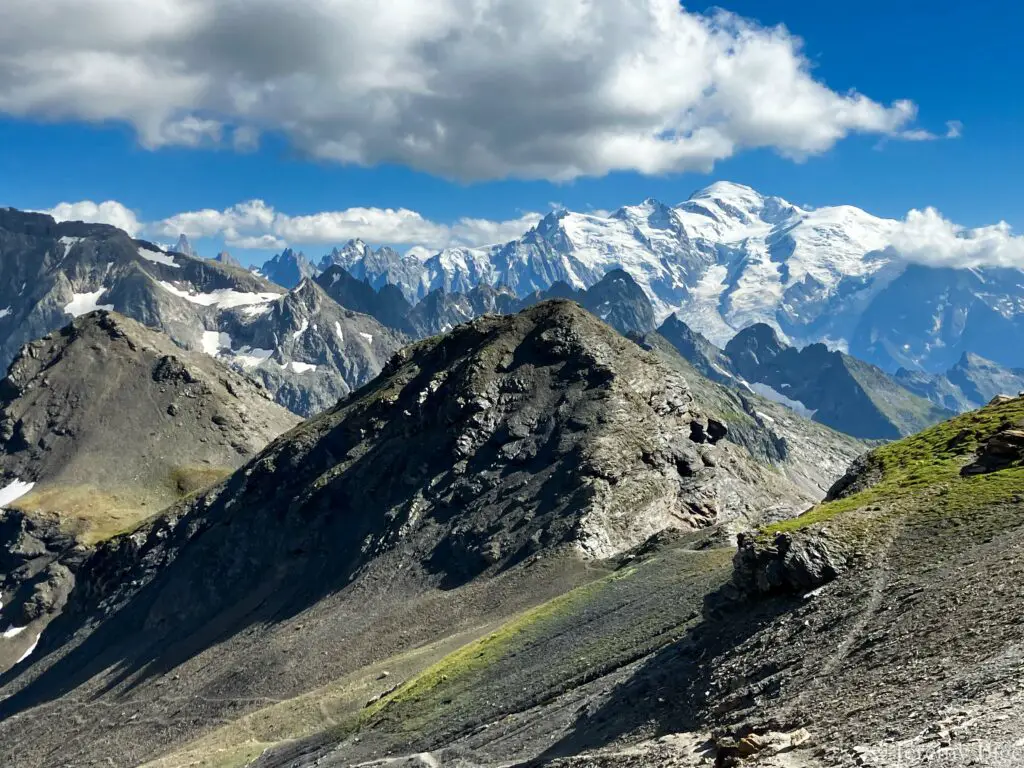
[330,182,1024,373]
[319,240,426,302]
[0,208,403,417]
[217,279,405,416]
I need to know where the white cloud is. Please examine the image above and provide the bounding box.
[893,119,963,142]
[228,234,288,250]
[151,199,544,250]
[0,0,942,181]
[449,213,544,246]
[42,200,142,236]
[888,208,1024,269]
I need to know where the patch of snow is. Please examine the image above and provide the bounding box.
[0,307,11,320]
[3,626,26,639]
[755,411,776,423]
[227,347,274,368]
[334,321,344,344]
[749,382,818,420]
[0,479,35,508]
[15,635,39,665]
[289,362,317,374]
[201,331,233,356]
[64,289,114,317]
[158,281,281,309]
[359,332,374,344]
[240,303,272,318]
[58,236,82,258]
[820,336,850,354]
[291,318,310,341]
[138,246,180,268]
[709,362,735,380]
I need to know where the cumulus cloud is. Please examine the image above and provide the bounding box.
[888,208,1024,269]
[0,0,942,181]
[41,200,142,236]
[148,200,543,250]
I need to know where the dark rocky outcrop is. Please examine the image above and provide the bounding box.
[315,265,413,332]
[732,530,849,596]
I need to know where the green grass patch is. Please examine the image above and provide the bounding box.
[765,398,1024,537]
[361,548,732,736]
[360,573,618,727]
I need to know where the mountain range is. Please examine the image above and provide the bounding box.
[276,182,1024,374]
[0,300,866,767]
[0,295,1021,768]
[5,201,1021,440]
[0,209,406,417]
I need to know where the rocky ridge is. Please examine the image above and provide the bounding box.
[0,300,857,767]
[896,351,1024,413]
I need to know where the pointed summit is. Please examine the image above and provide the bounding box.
[259,247,318,289]
[173,233,196,258]
[212,250,241,268]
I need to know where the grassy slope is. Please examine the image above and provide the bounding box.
[11,466,234,545]
[767,395,1024,537]
[144,546,733,768]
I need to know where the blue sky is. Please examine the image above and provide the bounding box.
[0,0,1020,265]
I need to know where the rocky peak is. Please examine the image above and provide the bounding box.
[260,248,318,289]
[33,301,820,657]
[314,265,412,331]
[173,234,196,258]
[213,250,241,268]
[578,268,656,336]
[725,323,789,377]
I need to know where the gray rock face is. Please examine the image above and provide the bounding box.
[259,248,319,289]
[733,530,849,595]
[172,234,196,258]
[655,315,734,385]
[0,310,299,674]
[0,311,299,518]
[315,265,414,332]
[404,284,519,338]
[516,270,656,337]
[212,251,241,268]
[218,279,406,416]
